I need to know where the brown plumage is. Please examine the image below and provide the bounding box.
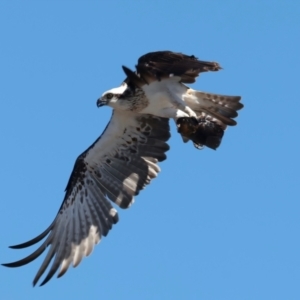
[136,51,221,83]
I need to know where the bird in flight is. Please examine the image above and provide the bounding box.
[3,51,243,286]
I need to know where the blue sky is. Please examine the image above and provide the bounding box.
[1,1,299,299]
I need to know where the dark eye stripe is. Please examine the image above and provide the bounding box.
[106,93,113,99]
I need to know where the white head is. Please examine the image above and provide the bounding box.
[97,83,128,108]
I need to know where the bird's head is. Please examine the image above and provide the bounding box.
[97,83,128,109]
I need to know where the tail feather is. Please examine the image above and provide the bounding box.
[179,89,243,150]
[197,108,237,127]
[184,90,243,127]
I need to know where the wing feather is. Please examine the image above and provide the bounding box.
[125,50,221,85]
[3,111,170,286]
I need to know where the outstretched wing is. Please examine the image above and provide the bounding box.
[135,50,221,84]
[3,111,170,286]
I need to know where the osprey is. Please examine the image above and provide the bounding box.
[3,51,243,286]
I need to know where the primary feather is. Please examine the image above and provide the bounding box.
[3,112,170,286]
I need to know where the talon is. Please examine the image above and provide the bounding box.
[176,117,198,137]
[193,142,204,150]
[184,106,197,119]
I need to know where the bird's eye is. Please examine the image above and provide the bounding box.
[106,93,113,100]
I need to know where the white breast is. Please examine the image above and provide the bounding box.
[140,77,187,117]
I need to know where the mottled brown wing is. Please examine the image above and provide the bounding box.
[2,111,170,286]
[136,51,221,84]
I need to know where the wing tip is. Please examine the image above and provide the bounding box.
[2,262,13,268]
[9,244,25,250]
[2,261,25,268]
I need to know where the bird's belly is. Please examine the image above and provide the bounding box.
[139,91,174,117]
[139,79,189,118]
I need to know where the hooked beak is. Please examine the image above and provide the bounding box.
[96,97,107,108]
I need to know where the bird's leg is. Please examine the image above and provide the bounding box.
[166,87,197,119]
[160,107,189,119]
[165,88,201,141]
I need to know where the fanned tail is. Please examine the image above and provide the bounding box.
[184,90,243,127]
[179,90,243,149]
